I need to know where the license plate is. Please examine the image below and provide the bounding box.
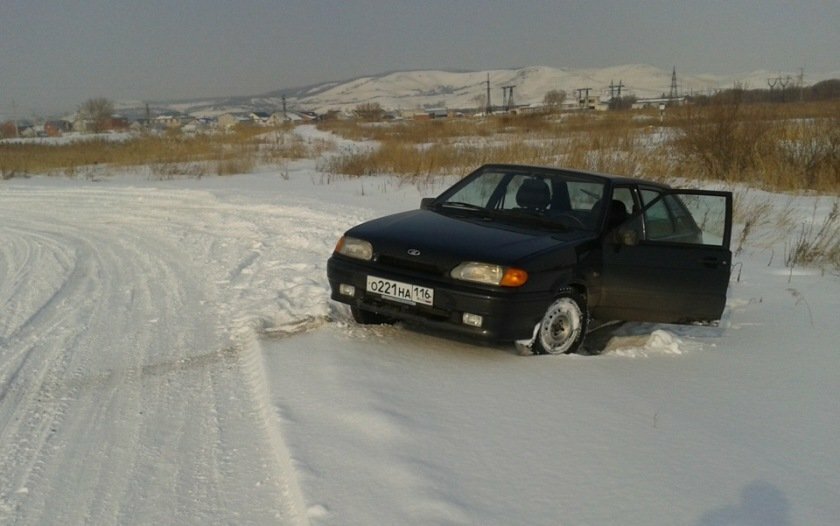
[366,276,434,306]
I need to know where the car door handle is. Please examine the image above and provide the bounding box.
[700,256,727,268]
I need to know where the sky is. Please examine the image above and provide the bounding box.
[1,0,838,117]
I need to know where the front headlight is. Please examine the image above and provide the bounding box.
[450,262,528,287]
[335,236,373,261]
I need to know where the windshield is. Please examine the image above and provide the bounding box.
[435,167,607,232]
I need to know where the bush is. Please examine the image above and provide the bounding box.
[786,200,840,271]
[670,93,772,181]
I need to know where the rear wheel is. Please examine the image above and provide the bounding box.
[351,306,392,325]
[532,291,588,355]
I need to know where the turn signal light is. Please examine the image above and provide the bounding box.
[500,268,528,287]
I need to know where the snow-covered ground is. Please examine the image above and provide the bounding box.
[1,126,838,525]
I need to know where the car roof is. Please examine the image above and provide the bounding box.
[479,163,672,189]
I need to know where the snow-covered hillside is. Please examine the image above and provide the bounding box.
[1,126,838,525]
[147,64,840,116]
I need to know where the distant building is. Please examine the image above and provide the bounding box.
[250,111,271,125]
[217,113,253,129]
[154,112,185,129]
[413,107,449,120]
[632,96,687,109]
[44,120,73,137]
[1,121,20,138]
[107,117,130,131]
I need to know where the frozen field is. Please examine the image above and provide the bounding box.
[1,127,838,525]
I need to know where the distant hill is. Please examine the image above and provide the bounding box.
[121,64,840,118]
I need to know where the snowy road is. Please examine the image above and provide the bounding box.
[0,183,346,524]
[1,171,839,525]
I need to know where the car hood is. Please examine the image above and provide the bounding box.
[347,209,587,271]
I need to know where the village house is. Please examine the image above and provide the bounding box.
[249,111,271,125]
[44,120,73,137]
[217,112,253,129]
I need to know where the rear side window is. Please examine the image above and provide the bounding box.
[640,189,662,207]
[673,193,730,246]
[643,198,676,239]
[641,192,729,246]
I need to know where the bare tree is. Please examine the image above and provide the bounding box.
[79,97,114,133]
[543,89,567,110]
[353,102,385,122]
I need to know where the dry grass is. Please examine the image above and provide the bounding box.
[669,99,839,191]
[2,102,837,193]
[319,110,670,183]
[0,124,325,179]
[317,101,838,194]
[6,97,840,194]
[785,200,840,271]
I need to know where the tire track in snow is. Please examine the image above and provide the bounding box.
[0,184,355,524]
[0,203,204,523]
[237,332,310,525]
[0,225,105,519]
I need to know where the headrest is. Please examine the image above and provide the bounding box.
[516,178,551,210]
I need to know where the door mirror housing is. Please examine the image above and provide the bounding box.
[420,197,436,210]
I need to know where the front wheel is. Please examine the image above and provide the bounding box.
[531,291,588,355]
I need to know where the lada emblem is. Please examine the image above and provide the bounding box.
[407,249,421,256]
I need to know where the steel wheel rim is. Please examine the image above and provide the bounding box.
[539,298,582,354]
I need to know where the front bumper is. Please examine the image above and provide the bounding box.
[327,255,551,342]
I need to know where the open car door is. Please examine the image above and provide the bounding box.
[595,189,733,324]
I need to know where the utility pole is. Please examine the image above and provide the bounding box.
[798,67,805,101]
[609,80,624,98]
[669,67,678,100]
[777,76,791,90]
[282,94,287,119]
[485,74,492,115]
[11,99,20,137]
[501,85,515,112]
[768,73,796,102]
[576,88,592,109]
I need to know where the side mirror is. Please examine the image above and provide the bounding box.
[420,197,436,210]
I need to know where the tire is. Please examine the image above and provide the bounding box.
[532,291,588,355]
[351,306,392,325]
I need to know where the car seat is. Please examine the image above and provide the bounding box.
[607,200,629,230]
[516,178,551,211]
[591,199,630,231]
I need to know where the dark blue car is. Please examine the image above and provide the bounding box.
[328,164,732,354]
